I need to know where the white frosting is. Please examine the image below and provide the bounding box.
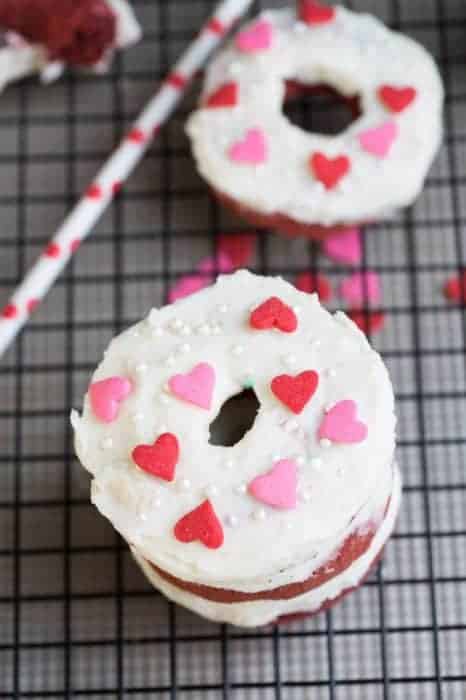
[73,271,397,595]
[187,7,443,226]
[0,0,141,93]
[132,465,401,627]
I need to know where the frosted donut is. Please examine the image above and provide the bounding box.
[0,0,141,93]
[187,1,443,240]
[72,270,400,627]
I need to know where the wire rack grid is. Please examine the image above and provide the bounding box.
[1,0,466,697]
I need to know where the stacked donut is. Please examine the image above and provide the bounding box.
[73,271,400,627]
[187,1,443,239]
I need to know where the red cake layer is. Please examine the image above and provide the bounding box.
[0,0,117,66]
[148,497,390,604]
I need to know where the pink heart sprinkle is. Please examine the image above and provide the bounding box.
[358,121,398,158]
[319,400,368,444]
[235,19,273,53]
[322,228,362,266]
[248,459,298,510]
[168,253,234,303]
[168,363,215,410]
[228,128,268,165]
[339,271,381,306]
[168,276,209,302]
[89,376,132,423]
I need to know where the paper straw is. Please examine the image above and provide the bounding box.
[0,0,253,358]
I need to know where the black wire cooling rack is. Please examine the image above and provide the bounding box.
[1,0,466,697]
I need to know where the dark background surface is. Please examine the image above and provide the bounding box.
[0,0,465,697]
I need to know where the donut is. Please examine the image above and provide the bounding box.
[186,2,443,240]
[0,0,141,92]
[72,270,400,627]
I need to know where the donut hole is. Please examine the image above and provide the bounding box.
[209,389,260,447]
[283,81,361,137]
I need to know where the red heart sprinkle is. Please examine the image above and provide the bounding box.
[86,184,103,199]
[298,0,336,25]
[205,82,238,109]
[27,299,39,314]
[271,370,319,414]
[378,85,417,113]
[45,242,61,258]
[174,499,224,549]
[310,152,350,190]
[250,297,298,333]
[443,272,466,304]
[127,128,147,144]
[294,272,332,302]
[207,17,226,35]
[132,433,179,482]
[1,303,18,319]
[348,309,386,335]
[167,72,187,89]
[217,232,255,267]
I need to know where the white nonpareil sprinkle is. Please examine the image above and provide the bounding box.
[170,318,183,331]
[296,455,305,467]
[326,368,337,378]
[225,458,235,469]
[181,324,192,336]
[320,438,332,448]
[300,488,312,503]
[165,355,176,367]
[179,478,191,491]
[198,323,212,335]
[135,363,148,374]
[282,354,297,368]
[225,514,239,528]
[218,303,229,313]
[232,344,244,356]
[284,418,299,433]
[235,482,247,494]
[310,457,323,470]
[205,484,219,498]
[131,411,144,423]
[178,343,191,354]
[100,437,113,450]
[147,309,159,327]
[158,424,168,434]
[253,508,267,521]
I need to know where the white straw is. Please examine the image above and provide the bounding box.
[0,0,253,357]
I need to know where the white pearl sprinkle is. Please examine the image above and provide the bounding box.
[158,424,168,434]
[153,497,162,508]
[296,456,305,467]
[326,368,337,378]
[159,394,169,405]
[139,512,148,522]
[286,520,294,530]
[170,318,183,331]
[225,459,235,469]
[165,355,175,367]
[282,354,297,368]
[225,514,239,527]
[179,478,191,491]
[135,363,148,374]
[212,324,222,335]
[100,437,113,450]
[218,303,229,313]
[205,484,219,498]
[131,411,144,422]
[198,323,211,335]
[300,488,312,503]
[152,326,164,337]
[178,343,191,354]
[320,438,332,448]
[272,454,281,462]
[293,305,301,314]
[147,309,159,326]
[253,508,267,521]
[284,418,299,433]
[232,344,244,356]
[235,483,247,494]
[310,457,323,470]
[131,330,140,338]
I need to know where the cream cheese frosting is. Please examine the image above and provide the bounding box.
[186,5,443,227]
[73,271,397,595]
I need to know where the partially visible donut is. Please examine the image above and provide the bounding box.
[187,2,443,240]
[0,0,141,92]
[73,270,400,627]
